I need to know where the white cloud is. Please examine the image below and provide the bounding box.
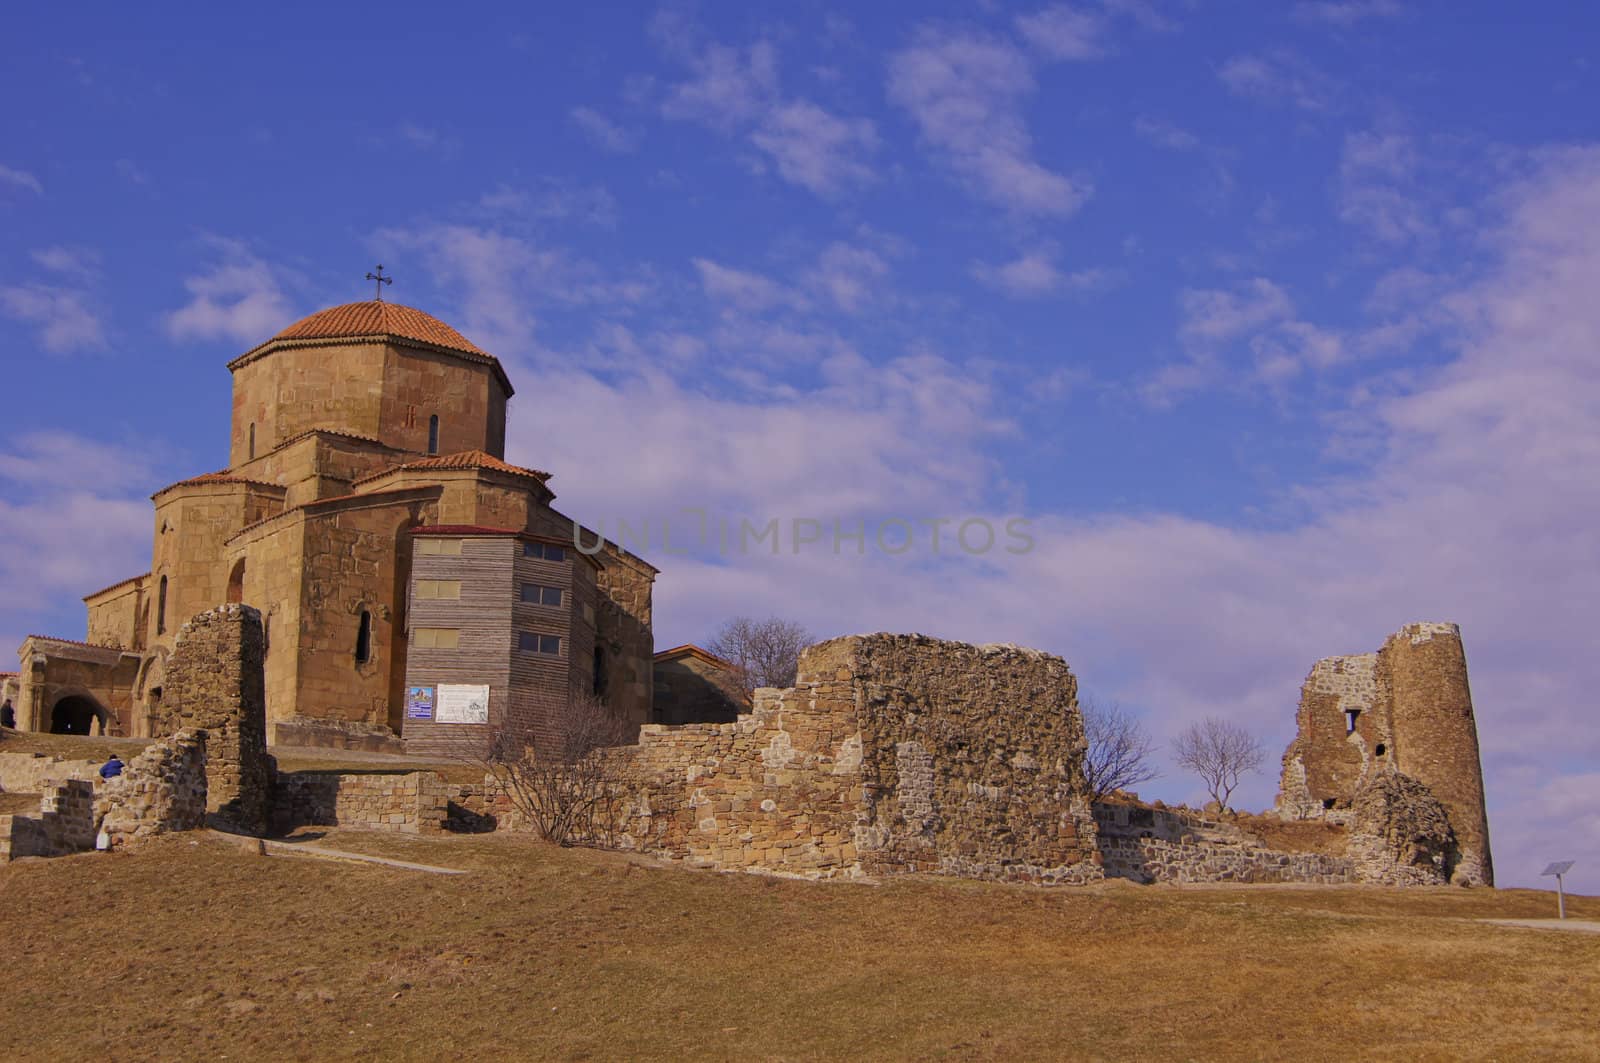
[750,101,878,197]
[1140,278,1350,404]
[0,432,169,649]
[888,27,1089,216]
[1292,0,1404,25]
[972,250,1110,298]
[164,237,297,345]
[661,40,780,130]
[570,106,636,153]
[1101,0,1180,32]
[655,28,877,199]
[0,163,43,195]
[1338,130,1432,243]
[0,285,106,353]
[1133,115,1200,151]
[802,242,891,312]
[376,224,654,356]
[692,257,800,314]
[395,123,458,156]
[1015,4,1108,61]
[31,246,101,279]
[1218,50,1337,112]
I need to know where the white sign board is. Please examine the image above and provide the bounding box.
[435,684,491,724]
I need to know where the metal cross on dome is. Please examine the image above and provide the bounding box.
[366,264,393,301]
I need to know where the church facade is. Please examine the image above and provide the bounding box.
[5,300,656,751]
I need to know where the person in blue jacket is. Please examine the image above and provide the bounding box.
[99,754,125,780]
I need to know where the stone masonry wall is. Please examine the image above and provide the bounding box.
[94,729,209,850]
[0,751,104,793]
[0,779,96,861]
[609,634,1102,884]
[1093,803,1355,885]
[1276,621,1492,886]
[158,604,273,833]
[272,771,448,835]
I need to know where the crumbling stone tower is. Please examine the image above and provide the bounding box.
[1276,622,1492,886]
[158,604,273,834]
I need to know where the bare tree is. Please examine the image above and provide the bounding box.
[706,616,815,698]
[1079,697,1160,802]
[1171,716,1265,814]
[462,691,633,846]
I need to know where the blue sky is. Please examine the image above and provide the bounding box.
[4,2,1599,888]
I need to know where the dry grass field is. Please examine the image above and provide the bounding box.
[1,828,1595,1062]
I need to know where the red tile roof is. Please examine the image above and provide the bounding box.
[356,449,552,485]
[274,301,487,355]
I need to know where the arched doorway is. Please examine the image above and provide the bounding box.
[49,695,108,736]
[227,558,246,604]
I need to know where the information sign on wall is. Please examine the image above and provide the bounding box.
[436,683,491,724]
[405,685,435,721]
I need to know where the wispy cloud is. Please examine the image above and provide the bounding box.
[693,258,803,314]
[1292,0,1404,25]
[1134,115,1200,151]
[654,25,878,199]
[395,123,459,156]
[888,26,1090,215]
[972,250,1111,298]
[570,106,636,153]
[750,101,879,197]
[1144,277,1346,403]
[1337,129,1431,243]
[1014,4,1108,61]
[164,236,298,345]
[0,285,107,353]
[0,163,43,195]
[375,223,655,355]
[803,242,891,313]
[1218,50,1338,112]
[31,246,101,280]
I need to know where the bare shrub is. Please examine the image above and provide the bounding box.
[706,616,815,697]
[1079,697,1160,802]
[1171,716,1265,814]
[458,691,633,847]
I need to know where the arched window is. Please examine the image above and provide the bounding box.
[156,575,168,635]
[593,646,608,697]
[427,415,440,455]
[248,423,256,461]
[355,609,372,664]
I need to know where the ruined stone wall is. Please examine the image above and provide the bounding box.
[158,605,272,833]
[1093,804,1355,885]
[0,750,105,792]
[0,779,95,861]
[94,729,208,850]
[609,634,1101,885]
[271,770,448,835]
[1378,624,1493,886]
[1275,622,1492,886]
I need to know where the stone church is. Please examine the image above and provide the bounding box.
[3,298,657,752]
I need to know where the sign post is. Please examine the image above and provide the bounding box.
[1541,861,1574,920]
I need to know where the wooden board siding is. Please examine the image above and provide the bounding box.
[402,535,601,756]
[402,536,515,756]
